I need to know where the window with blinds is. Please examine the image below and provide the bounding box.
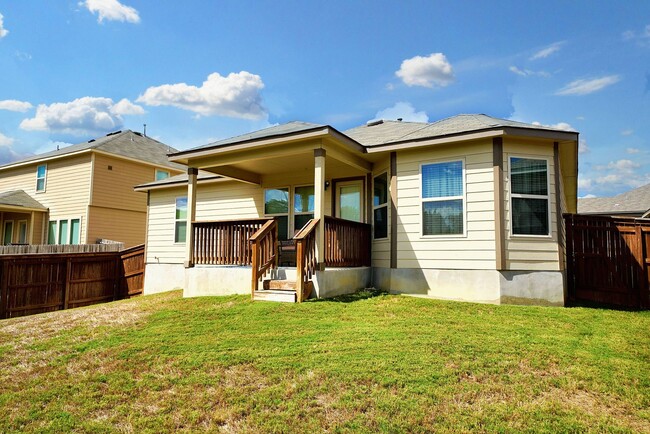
[421,160,464,236]
[510,157,550,236]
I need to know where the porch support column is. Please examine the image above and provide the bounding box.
[314,148,326,269]
[184,167,198,268]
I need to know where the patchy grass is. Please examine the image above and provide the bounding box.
[1,289,649,433]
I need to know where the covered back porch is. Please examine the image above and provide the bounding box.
[170,122,377,302]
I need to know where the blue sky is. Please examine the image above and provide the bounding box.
[0,1,648,197]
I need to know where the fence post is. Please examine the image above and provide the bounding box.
[633,224,645,309]
[564,214,573,305]
[0,260,6,319]
[63,257,72,310]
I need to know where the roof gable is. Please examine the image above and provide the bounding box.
[0,190,47,210]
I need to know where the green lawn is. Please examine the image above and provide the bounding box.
[1,290,649,433]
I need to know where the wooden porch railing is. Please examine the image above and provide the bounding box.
[192,218,269,265]
[324,216,371,267]
[249,219,279,296]
[294,218,319,303]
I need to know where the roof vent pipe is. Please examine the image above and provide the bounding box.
[366,119,384,127]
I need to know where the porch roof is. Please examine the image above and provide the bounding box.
[0,190,48,212]
[134,170,224,192]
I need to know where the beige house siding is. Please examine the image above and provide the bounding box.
[371,157,390,268]
[0,155,92,243]
[395,141,497,270]
[30,211,46,244]
[503,140,560,271]
[87,205,146,247]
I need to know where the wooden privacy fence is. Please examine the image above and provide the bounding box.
[0,244,145,319]
[565,214,649,309]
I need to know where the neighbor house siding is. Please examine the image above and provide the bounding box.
[30,211,45,244]
[87,205,146,247]
[395,141,496,270]
[0,155,92,243]
[503,139,560,271]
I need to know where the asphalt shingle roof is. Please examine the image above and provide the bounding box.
[344,114,575,146]
[0,130,183,170]
[578,183,650,216]
[0,190,47,210]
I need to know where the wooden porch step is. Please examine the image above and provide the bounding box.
[253,289,296,303]
[263,279,297,290]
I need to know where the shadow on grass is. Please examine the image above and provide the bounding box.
[308,288,388,304]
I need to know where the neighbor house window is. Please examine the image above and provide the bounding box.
[175,197,187,243]
[58,220,69,244]
[264,188,289,240]
[36,164,47,192]
[155,169,170,181]
[48,221,57,244]
[17,220,27,244]
[69,219,81,244]
[421,160,464,236]
[3,220,13,245]
[373,172,388,239]
[47,218,81,245]
[510,157,550,236]
[294,185,314,234]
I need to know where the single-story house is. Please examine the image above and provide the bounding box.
[578,183,650,217]
[135,114,578,305]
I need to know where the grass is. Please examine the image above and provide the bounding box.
[1,289,649,433]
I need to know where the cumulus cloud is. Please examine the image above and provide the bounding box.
[555,75,621,96]
[395,53,454,88]
[530,42,564,60]
[137,71,266,119]
[0,132,13,147]
[580,194,597,199]
[0,13,8,38]
[20,96,144,136]
[622,24,650,45]
[531,121,576,131]
[578,177,592,190]
[578,139,589,154]
[0,100,33,112]
[626,147,641,154]
[371,102,429,123]
[81,0,140,23]
[509,66,550,78]
[607,159,640,173]
[0,134,31,165]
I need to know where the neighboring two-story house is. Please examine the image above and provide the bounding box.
[0,130,183,248]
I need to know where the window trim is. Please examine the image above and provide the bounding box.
[174,196,188,244]
[36,164,47,193]
[155,168,171,181]
[373,171,389,240]
[508,155,552,239]
[419,158,467,239]
[3,220,14,245]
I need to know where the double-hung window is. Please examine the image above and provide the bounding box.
[373,172,388,239]
[293,186,314,233]
[421,160,464,236]
[36,164,47,192]
[264,188,289,240]
[510,157,550,236]
[174,197,187,243]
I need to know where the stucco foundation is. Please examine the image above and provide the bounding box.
[143,263,186,295]
[184,265,251,298]
[373,267,565,306]
[313,267,372,299]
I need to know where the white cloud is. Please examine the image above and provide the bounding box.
[555,75,621,96]
[578,177,592,190]
[20,96,142,136]
[531,121,576,131]
[395,53,454,88]
[111,98,145,115]
[15,51,32,61]
[607,159,640,173]
[137,71,267,119]
[530,42,564,60]
[626,147,641,154]
[509,66,550,77]
[580,194,597,199]
[578,139,589,154]
[0,132,14,147]
[622,24,650,45]
[81,0,140,23]
[621,129,634,136]
[0,100,33,112]
[372,102,429,123]
[0,13,8,38]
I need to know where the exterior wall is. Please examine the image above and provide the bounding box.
[143,263,186,295]
[87,206,146,247]
[0,211,44,244]
[0,154,92,243]
[503,139,561,271]
[30,211,46,244]
[371,156,390,269]
[395,141,497,270]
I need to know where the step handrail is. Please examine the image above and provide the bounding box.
[294,218,319,302]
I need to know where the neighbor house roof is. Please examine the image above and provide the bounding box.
[0,130,184,171]
[0,190,47,211]
[578,183,650,216]
[134,170,224,191]
[344,114,576,147]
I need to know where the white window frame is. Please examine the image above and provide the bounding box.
[373,172,389,240]
[3,220,14,245]
[293,184,315,235]
[419,158,467,238]
[264,187,290,239]
[36,164,47,193]
[155,168,170,181]
[17,220,28,244]
[174,197,187,244]
[508,155,552,239]
[48,220,58,245]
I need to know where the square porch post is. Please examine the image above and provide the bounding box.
[184,167,198,268]
[314,149,326,268]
